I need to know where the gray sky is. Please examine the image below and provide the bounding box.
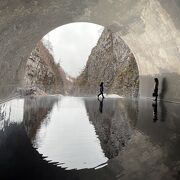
[43,22,104,77]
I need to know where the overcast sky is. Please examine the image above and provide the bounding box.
[43,22,104,78]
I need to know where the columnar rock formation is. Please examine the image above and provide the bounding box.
[24,41,65,94]
[75,29,139,97]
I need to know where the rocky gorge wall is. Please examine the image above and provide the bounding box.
[24,41,65,94]
[75,29,139,97]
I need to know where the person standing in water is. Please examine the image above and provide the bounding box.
[98,82,104,99]
[153,78,159,101]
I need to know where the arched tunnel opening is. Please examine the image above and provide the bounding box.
[23,22,139,98]
[0,1,180,180]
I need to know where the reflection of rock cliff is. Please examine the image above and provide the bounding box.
[24,41,65,94]
[75,29,139,97]
[23,96,58,141]
[84,98,138,159]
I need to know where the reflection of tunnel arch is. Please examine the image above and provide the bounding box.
[0,124,82,180]
[0,0,180,101]
[0,123,120,180]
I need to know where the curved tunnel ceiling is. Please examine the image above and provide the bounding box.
[0,0,180,101]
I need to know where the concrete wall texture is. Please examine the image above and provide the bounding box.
[0,0,180,102]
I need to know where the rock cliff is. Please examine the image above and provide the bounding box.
[24,41,65,94]
[75,29,139,97]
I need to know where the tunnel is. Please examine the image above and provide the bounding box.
[0,1,180,180]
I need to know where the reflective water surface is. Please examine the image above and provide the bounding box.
[34,97,108,170]
[0,95,180,180]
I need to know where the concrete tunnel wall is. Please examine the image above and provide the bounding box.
[0,0,180,102]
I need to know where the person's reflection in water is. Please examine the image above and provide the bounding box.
[98,98,104,113]
[152,101,158,122]
[159,77,168,122]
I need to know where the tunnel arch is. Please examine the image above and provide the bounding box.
[0,0,180,101]
[26,22,140,97]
